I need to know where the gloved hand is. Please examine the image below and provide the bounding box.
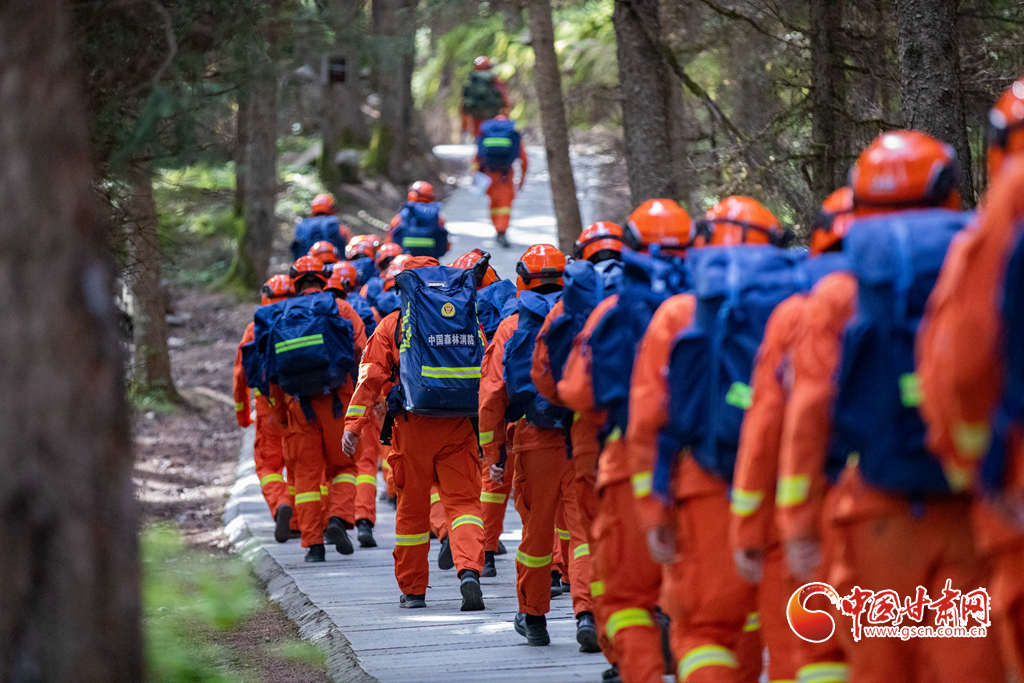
[785,538,822,581]
[236,410,252,429]
[342,430,360,456]
[733,547,764,584]
[647,524,676,565]
[489,464,504,484]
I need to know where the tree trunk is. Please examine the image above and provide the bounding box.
[234,87,250,218]
[809,0,848,204]
[125,169,177,400]
[612,0,677,206]
[322,0,368,186]
[372,0,417,184]
[894,0,974,205]
[236,64,279,288]
[526,0,583,252]
[0,1,140,681]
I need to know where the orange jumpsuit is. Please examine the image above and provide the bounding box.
[346,312,484,594]
[355,415,381,525]
[474,147,528,236]
[479,314,593,617]
[233,322,293,521]
[729,295,807,683]
[479,330,514,554]
[271,297,367,548]
[774,275,854,683]
[559,295,662,680]
[918,157,1024,679]
[629,293,761,683]
[783,272,1003,683]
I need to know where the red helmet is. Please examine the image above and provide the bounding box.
[260,274,295,305]
[311,193,337,216]
[376,242,404,271]
[346,234,381,260]
[308,241,340,264]
[850,130,961,216]
[408,181,435,203]
[448,248,500,289]
[809,187,855,256]
[700,196,789,247]
[986,76,1024,182]
[327,261,358,294]
[574,222,625,262]
[289,255,330,289]
[516,244,566,294]
[625,199,694,253]
[474,56,492,71]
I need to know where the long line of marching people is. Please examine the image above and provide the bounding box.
[232,76,1024,682]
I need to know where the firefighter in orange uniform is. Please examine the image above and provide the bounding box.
[775,131,1003,683]
[341,256,486,612]
[558,201,691,683]
[479,244,598,649]
[233,274,297,542]
[918,76,1024,680]
[270,256,368,563]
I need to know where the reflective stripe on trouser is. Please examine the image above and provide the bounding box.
[355,419,380,524]
[485,170,515,234]
[390,413,483,594]
[285,393,357,547]
[429,486,447,539]
[594,477,663,682]
[513,444,595,616]
[666,478,760,683]
[254,409,289,518]
[481,449,514,551]
[797,663,849,683]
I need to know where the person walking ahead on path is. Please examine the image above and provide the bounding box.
[461,56,508,139]
[342,256,487,613]
[474,115,527,248]
[388,181,450,260]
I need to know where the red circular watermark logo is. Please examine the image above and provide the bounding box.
[787,582,842,643]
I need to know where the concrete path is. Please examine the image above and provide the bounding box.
[226,147,613,682]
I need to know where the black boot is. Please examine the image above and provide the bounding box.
[324,517,354,555]
[551,570,564,598]
[274,504,292,543]
[481,551,497,577]
[601,664,622,682]
[513,612,550,646]
[495,539,508,555]
[459,570,485,611]
[399,593,426,609]
[356,518,377,548]
[653,606,674,675]
[496,233,510,248]
[576,611,600,653]
[437,534,454,570]
[304,544,326,563]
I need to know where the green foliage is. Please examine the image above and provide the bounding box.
[365,124,396,176]
[128,379,178,414]
[143,525,260,682]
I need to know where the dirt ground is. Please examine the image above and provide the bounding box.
[133,284,331,683]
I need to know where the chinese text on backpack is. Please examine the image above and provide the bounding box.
[267,292,357,420]
[503,290,572,430]
[543,259,621,385]
[832,209,970,496]
[589,249,689,436]
[393,202,448,259]
[476,118,521,173]
[654,246,808,497]
[462,71,505,120]
[394,266,484,416]
[291,215,345,260]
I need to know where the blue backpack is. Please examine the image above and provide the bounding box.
[589,249,689,435]
[477,279,518,339]
[291,216,345,260]
[343,292,377,338]
[831,209,970,497]
[982,223,1024,491]
[373,290,401,317]
[393,203,448,258]
[543,259,622,385]
[266,292,357,420]
[477,118,522,173]
[352,257,377,287]
[393,266,484,416]
[363,276,385,308]
[654,246,808,495]
[503,290,572,430]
